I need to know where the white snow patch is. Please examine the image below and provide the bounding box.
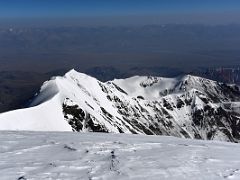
[0,131,240,180]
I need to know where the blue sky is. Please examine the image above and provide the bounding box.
[1,0,240,18]
[0,0,240,25]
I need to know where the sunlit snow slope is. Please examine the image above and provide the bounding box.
[0,69,240,142]
[1,131,240,180]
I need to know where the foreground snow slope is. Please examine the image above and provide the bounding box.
[1,131,240,180]
[0,69,240,142]
[0,94,71,131]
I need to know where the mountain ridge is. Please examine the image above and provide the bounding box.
[0,69,240,142]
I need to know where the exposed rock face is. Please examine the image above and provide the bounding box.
[60,70,240,142]
[0,69,239,142]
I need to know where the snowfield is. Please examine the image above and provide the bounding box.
[1,131,240,180]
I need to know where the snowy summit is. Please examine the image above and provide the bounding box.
[0,69,240,142]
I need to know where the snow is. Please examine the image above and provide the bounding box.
[1,131,240,180]
[0,94,71,131]
[0,69,239,142]
[113,76,179,100]
[0,69,122,132]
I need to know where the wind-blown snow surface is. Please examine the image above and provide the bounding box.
[0,69,240,142]
[1,131,240,180]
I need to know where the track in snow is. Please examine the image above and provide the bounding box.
[0,131,240,180]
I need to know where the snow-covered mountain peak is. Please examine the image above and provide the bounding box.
[0,70,240,142]
[65,68,97,82]
[178,74,213,90]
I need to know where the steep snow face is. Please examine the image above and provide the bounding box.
[0,69,240,142]
[1,131,240,180]
[0,94,71,131]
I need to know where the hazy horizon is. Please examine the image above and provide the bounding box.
[0,0,240,113]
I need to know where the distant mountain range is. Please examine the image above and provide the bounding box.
[192,67,240,85]
[0,69,240,142]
